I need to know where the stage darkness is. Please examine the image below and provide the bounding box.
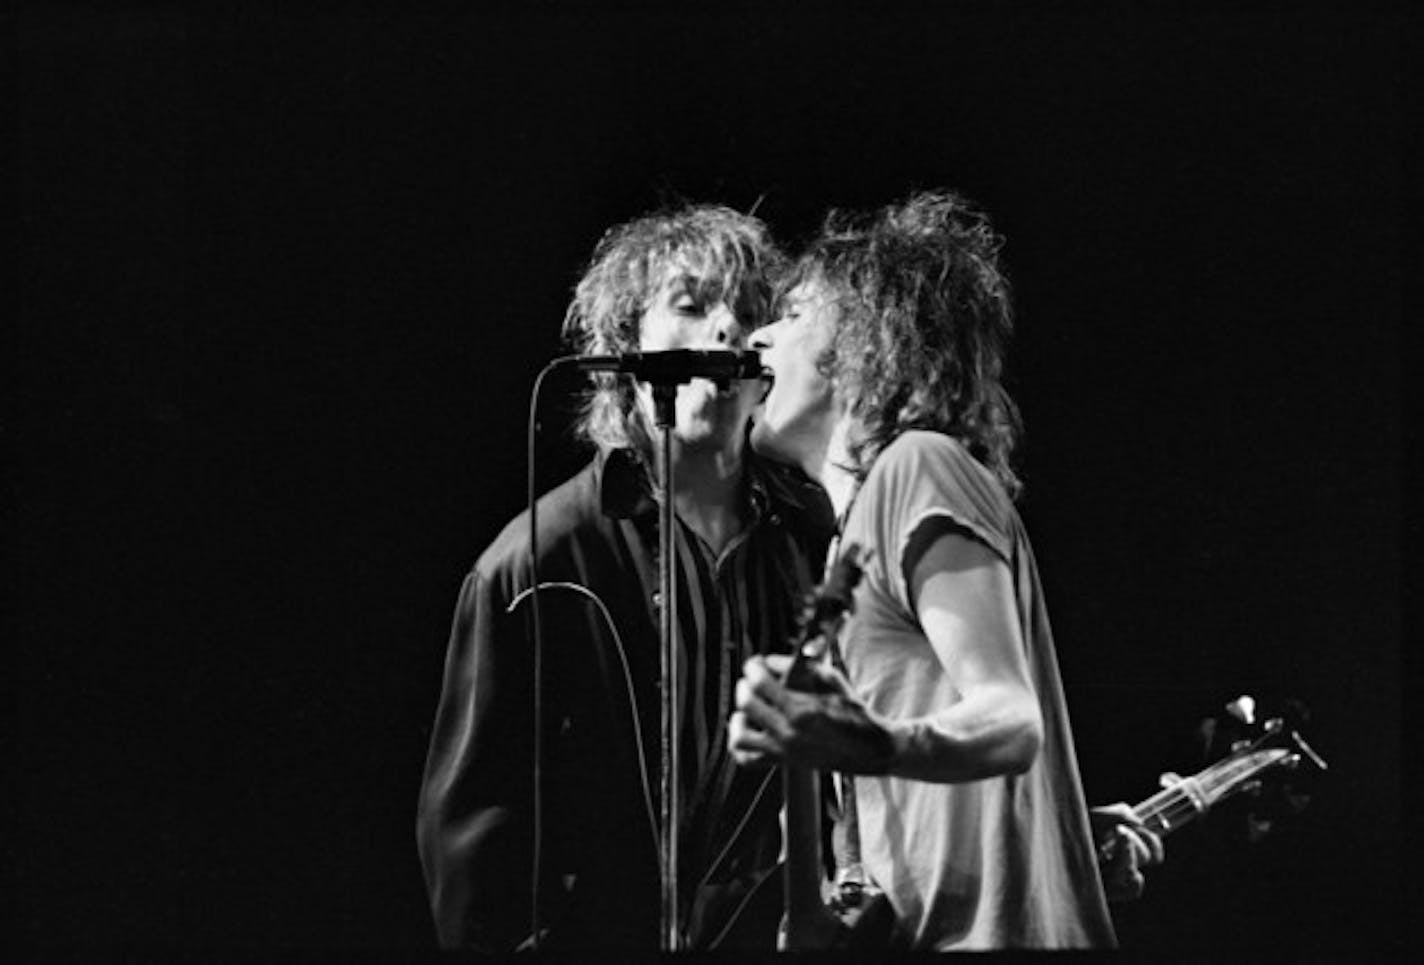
[14,3,1408,953]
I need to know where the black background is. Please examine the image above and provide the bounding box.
[13,1,1412,953]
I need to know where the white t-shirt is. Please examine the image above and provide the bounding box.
[836,431,1115,949]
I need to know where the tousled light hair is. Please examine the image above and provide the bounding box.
[562,204,784,450]
[788,189,1024,498]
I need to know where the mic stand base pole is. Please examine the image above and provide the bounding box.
[653,383,681,952]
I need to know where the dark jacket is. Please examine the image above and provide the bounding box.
[415,448,834,950]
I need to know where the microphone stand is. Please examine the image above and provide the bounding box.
[650,380,682,953]
[643,358,756,950]
[546,351,758,950]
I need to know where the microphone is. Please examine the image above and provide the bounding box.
[566,349,765,384]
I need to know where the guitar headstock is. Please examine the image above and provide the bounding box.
[1185,694,1327,843]
[786,548,863,685]
[811,548,863,622]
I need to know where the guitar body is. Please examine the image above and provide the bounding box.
[779,889,896,951]
[701,853,895,950]
[779,758,834,950]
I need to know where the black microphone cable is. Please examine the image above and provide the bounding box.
[523,354,628,949]
[524,356,564,952]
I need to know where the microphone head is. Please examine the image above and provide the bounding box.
[566,348,765,384]
[707,349,760,391]
[733,348,763,378]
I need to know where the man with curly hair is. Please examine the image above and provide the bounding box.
[729,190,1154,949]
[416,204,834,950]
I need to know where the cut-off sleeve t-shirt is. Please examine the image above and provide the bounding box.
[836,431,1115,950]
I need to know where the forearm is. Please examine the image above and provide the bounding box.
[881,682,1043,783]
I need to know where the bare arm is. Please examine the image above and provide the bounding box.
[730,529,1042,783]
[887,528,1043,780]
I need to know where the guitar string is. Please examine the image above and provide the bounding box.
[1134,751,1289,832]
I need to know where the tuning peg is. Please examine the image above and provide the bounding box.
[1159,771,1183,789]
[1225,695,1257,726]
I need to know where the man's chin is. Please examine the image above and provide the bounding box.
[748,421,795,465]
[670,417,745,453]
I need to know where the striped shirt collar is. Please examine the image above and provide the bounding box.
[596,445,833,534]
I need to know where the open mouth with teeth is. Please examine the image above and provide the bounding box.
[704,369,774,400]
[757,368,775,404]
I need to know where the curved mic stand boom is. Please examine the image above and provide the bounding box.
[640,355,761,950]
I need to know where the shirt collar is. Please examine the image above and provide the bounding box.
[596,445,832,533]
[597,446,657,519]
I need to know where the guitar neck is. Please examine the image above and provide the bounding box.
[779,554,863,950]
[783,762,826,919]
[1132,747,1291,837]
[781,640,826,916]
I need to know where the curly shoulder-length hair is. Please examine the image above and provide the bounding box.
[788,189,1023,498]
[562,204,784,450]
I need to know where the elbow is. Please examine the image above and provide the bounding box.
[1000,699,1043,776]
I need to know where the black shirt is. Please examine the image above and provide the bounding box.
[416,447,833,950]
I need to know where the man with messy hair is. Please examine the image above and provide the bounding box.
[729,190,1153,949]
[416,204,833,950]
